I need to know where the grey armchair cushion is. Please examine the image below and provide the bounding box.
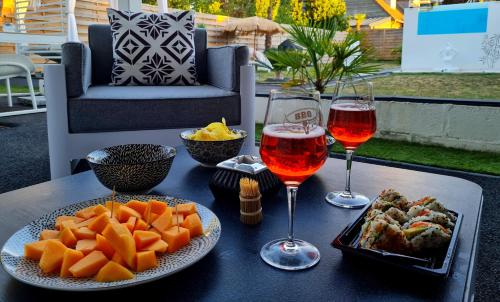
[206,45,249,92]
[68,85,241,133]
[87,25,208,85]
[61,42,92,98]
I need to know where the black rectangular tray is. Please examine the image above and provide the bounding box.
[332,202,463,278]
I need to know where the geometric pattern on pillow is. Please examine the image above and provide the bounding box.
[107,8,197,86]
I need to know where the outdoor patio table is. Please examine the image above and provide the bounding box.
[0,147,483,301]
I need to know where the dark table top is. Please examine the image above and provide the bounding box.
[0,147,483,302]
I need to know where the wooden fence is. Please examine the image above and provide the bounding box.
[360,28,403,61]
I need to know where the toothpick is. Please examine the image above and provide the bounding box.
[110,186,116,218]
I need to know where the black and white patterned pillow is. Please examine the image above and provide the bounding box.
[107,8,197,86]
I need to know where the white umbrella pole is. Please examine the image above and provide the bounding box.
[67,0,79,42]
[158,0,168,13]
[109,0,118,9]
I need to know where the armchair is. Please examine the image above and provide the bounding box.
[44,26,255,179]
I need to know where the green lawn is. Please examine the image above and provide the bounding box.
[0,85,38,94]
[255,124,500,176]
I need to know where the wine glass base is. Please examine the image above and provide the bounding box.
[325,191,370,209]
[260,238,320,271]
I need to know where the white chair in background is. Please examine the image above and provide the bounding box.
[0,54,37,111]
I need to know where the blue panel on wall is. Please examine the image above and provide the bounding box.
[418,8,488,35]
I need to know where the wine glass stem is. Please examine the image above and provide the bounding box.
[286,185,298,249]
[345,150,354,194]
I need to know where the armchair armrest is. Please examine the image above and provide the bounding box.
[206,45,249,92]
[61,42,92,98]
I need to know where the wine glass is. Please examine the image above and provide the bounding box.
[259,89,328,270]
[325,80,377,209]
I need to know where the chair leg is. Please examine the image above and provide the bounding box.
[5,78,13,107]
[26,72,37,110]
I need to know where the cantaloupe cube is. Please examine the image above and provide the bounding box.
[146,200,168,215]
[133,230,161,249]
[162,226,190,253]
[133,219,149,231]
[125,200,148,216]
[148,227,162,235]
[24,239,58,260]
[141,239,168,254]
[93,204,110,216]
[146,213,159,224]
[102,223,136,269]
[151,207,173,232]
[181,213,204,238]
[39,240,68,274]
[95,261,134,282]
[39,229,59,240]
[111,252,128,267]
[95,234,115,259]
[75,206,96,220]
[117,206,142,223]
[60,249,84,278]
[88,213,110,234]
[75,217,97,229]
[60,220,79,231]
[69,250,109,278]
[105,201,121,218]
[172,203,197,217]
[124,216,137,232]
[55,216,84,230]
[170,214,184,226]
[136,251,157,272]
[59,227,78,248]
[76,239,97,255]
[74,227,97,240]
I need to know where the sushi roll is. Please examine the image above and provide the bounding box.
[372,189,411,212]
[360,216,409,253]
[411,197,456,222]
[403,221,451,252]
[385,207,409,224]
[404,207,454,229]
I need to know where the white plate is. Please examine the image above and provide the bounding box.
[0,195,221,291]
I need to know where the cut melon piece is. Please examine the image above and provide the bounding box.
[102,223,136,269]
[117,206,142,223]
[74,227,97,240]
[69,250,109,278]
[39,240,68,274]
[59,227,78,248]
[125,200,148,216]
[146,200,168,215]
[111,252,128,267]
[162,226,190,253]
[171,214,184,226]
[75,217,97,229]
[151,207,173,232]
[39,229,60,240]
[60,220,79,231]
[88,212,111,234]
[136,251,157,272]
[93,204,110,216]
[76,239,97,255]
[141,239,168,254]
[174,203,197,217]
[60,249,84,278]
[133,219,149,231]
[95,261,134,282]
[181,213,204,238]
[105,200,121,218]
[124,216,137,232]
[75,206,96,220]
[96,234,115,259]
[133,230,161,250]
[24,239,58,261]
[55,216,84,230]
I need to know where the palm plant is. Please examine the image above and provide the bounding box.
[265,21,379,94]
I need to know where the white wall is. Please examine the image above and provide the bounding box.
[255,96,500,152]
[402,2,500,72]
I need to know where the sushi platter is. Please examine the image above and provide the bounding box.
[332,189,463,277]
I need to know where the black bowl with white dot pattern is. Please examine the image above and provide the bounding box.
[0,195,221,291]
[87,144,176,193]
